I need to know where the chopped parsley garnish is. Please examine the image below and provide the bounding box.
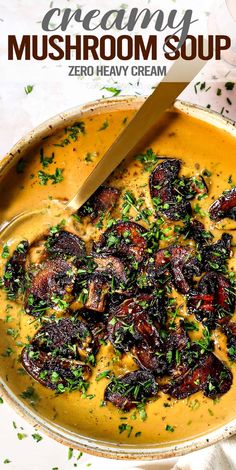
[118,423,133,437]
[165,424,174,432]
[99,120,109,131]
[38,168,64,185]
[135,148,159,172]
[54,122,85,148]
[1,244,9,259]
[95,370,111,382]
[40,148,55,168]
[16,158,26,174]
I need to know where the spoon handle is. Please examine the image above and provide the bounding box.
[68,53,206,212]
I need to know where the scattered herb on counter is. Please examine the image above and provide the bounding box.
[38,168,64,185]
[225,82,235,91]
[68,448,74,460]
[99,120,109,131]
[102,86,121,97]
[217,88,222,96]
[32,433,43,442]
[17,433,27,440]
[24,85,34,95]
[3,459,11,464]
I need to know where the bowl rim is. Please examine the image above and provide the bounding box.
[1,95,236,461]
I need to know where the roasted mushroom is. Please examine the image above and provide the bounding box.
[25,259,75,316]
[154,246,201,294]
[185,219,213,246]
[95,221,147,263]
[201,233,232,273]
[3,241,29,298]
[209,187,236,221]
[163,347,232,400]
[107,294,162,352]
[187,272,235,328]
[45,230,86,260]
[104,370,157,410]
[150,160,192,220]
[21,317,94,391]
[85,275,109,312]
[22,350,91,392]
[83,255,129,313]
[78,186,120,220]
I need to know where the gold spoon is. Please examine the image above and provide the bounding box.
[0,51,206,241]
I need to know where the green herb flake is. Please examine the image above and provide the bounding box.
[95,370,111,382]
[99,120,109,131]
[102,86,121,97]
[68,447,74,460]
[17,432,27,440]
[24,85,34,95]
[38,168,64,185]
[118,423,133,437]
[32,433,43,442]
[1,244,9,259]
[16,158,26,174]
[165,424,174,432]
[225,82,235,91]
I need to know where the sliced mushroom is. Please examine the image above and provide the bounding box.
[132,343,167,374]
[96,221,147,263]
[3,241,29,298]
[78,186,120,220]
[25,259,75,316]
[201,233,232,273]
[149,160,192,220]
[22,349,91,391]
[108,294,160,351]
[93,255,128,286]
[209,188,236,221]
[85,275,109,312]
[45,230,86,260]
[163,348,232,400]
[187,272,235,329]
[83,255,129,313]
[21,317,95,391]
[104,370,157,411]
[154,246,201,294]
[31,317,93,359]
[185,219,213,246]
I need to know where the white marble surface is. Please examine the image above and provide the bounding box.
[0,0,236,469]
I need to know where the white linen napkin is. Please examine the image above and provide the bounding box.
[125,435,236,470]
